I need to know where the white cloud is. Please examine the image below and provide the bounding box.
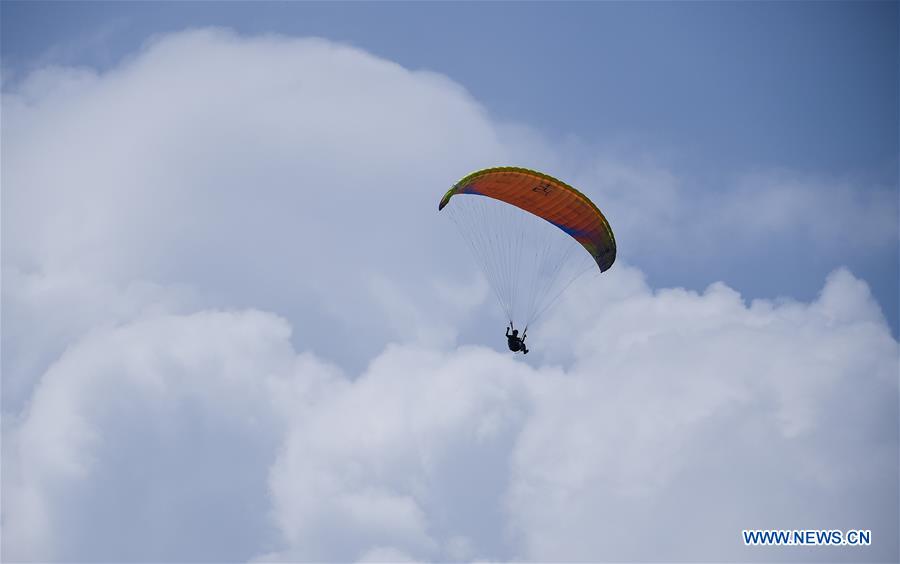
[7,266,894,562]
[1,267,198,413]
[573,159,898,267]
[266,344,532,561]
[2,28,897,563]
[2,27,506,392]
[512,266,897,561]
[356,545,417,563]
[3,310,306,561]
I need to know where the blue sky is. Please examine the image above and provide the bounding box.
[4,1,897,173]
[2,3,898,562]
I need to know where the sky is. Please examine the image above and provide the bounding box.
[1,2,898,563]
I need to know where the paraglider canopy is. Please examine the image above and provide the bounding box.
[439,166,616,329]
[439,167,616,271]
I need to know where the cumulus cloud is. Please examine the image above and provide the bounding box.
[266,266,897,562]
[3,310,304,561]
[516,266,898,561]
[2,28,505,400]
[2,28,897,563]
[4,268,895,562]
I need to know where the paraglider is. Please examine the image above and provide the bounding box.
[439,167,616,353]
[506,324,528,354]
